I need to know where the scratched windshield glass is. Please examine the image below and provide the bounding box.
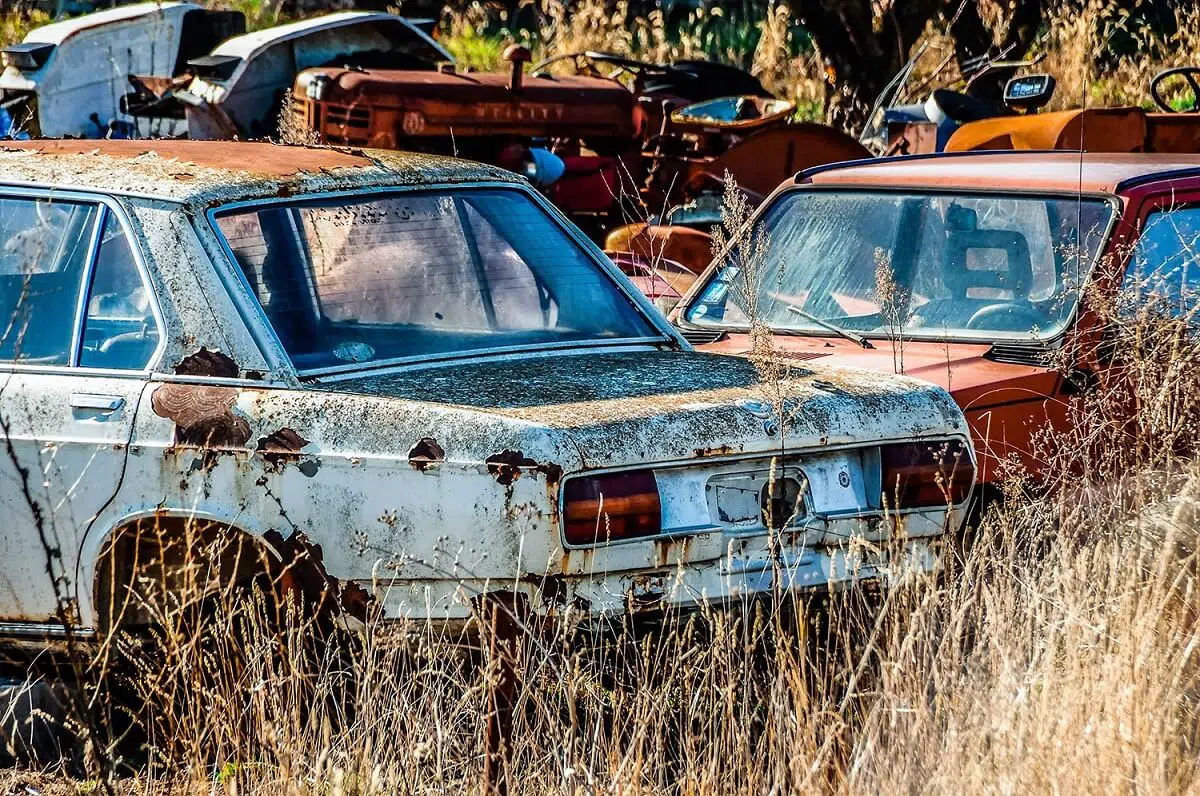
[683,190,1114,342]
[214,188,656,371]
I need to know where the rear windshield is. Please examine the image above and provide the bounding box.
[214,188,657,372]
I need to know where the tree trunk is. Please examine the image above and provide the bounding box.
[788,0,940,134]
[947,0,1045,99]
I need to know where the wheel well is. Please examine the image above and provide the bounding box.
[93,516,279,634]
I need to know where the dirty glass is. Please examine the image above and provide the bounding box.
[1123,206,1200,320]
[80,214,159,370]
[683,190,1114,342]
[291,19,447,71]
[0,197,99,364]
[215,188,656,370]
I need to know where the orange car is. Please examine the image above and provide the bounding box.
[674,151,1200,488]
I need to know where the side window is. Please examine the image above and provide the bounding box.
[1124,206,1200,319]
[0,197,99,364]
[80,213,159,370]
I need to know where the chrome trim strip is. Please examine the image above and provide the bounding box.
[0,178,184,205]
[0,622,96,638]
[68,204,107,367]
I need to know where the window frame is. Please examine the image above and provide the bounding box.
[1121,199,1200,317]
[674,183,1122,347]
[0,185,166,376]
[205,181,677,378]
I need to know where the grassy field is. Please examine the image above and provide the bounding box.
[0,2,1198,794]
[0,198,1196,795]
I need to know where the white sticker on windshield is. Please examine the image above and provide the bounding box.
[333,341,375,363]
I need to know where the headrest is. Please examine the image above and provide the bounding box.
[943,228,1033,300]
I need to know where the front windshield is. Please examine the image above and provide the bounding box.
[683,189,1114,342]
[215,188,657,371]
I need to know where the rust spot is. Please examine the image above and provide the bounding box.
[263,529,374,621]
[535,462,564,486]
[522,573,568,608]
[408,437,445,471]
[654,535,692,568]
[174,347,239,378]
[258,428,308,454]
[151,384,251,448]
[695,444,736,458]
[486,449,537,486]
[628,575,665,608]
[256,429,318,476]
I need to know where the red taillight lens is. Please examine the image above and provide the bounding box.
[563,470,661,546]
[880,440,973,509]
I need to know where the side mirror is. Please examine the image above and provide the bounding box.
[1003,74,1056,113]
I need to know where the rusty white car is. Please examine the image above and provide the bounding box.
[0,140,973,647]
[0,2,244,139]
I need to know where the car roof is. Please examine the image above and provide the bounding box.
[0,140,520,206]
[804,152,1200,195]
[23,2,198,45]
[211,11,438,59]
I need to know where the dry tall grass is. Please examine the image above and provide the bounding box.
[441,0,826,118]
[0,197,1189,796]
[1036,1,1200,109]
[0,2,1197,793]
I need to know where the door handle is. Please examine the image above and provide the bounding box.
[69,393,125,412]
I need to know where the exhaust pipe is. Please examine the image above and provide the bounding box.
[504,44,532,93]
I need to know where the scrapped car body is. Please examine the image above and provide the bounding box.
[157,11,450,140]
[0,140,973,651]
[0,2,243,138]
[675,151,1200,488]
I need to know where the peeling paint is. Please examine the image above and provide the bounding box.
[407,437,445,471]
[174,347,239,378]
[262,528,374,622]
[151,384,251,448]
[256,428,315,475]
[485,450,538,486]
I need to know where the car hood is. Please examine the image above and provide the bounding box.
[697,333,1059,408]
[310,350,968,471]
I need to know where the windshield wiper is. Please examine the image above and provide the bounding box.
[785,304,874,349]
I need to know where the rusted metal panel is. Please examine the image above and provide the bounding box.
[294,68,635,146]
[802,150,1200,195]
[0,141,520,207]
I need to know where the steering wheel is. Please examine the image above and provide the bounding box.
[1150,67,1200,113]
[965,302,1044,332]
[531,50,659,80]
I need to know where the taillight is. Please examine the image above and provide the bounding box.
[563,470,661,546]
[880,439,973,509]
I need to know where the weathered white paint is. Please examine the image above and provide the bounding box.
[0,2,197,138]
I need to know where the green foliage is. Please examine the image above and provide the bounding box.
[226,0,287,33]
[0,8,51,47]
[441,27,509,72]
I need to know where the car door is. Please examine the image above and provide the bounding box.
[0,192,161,633]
